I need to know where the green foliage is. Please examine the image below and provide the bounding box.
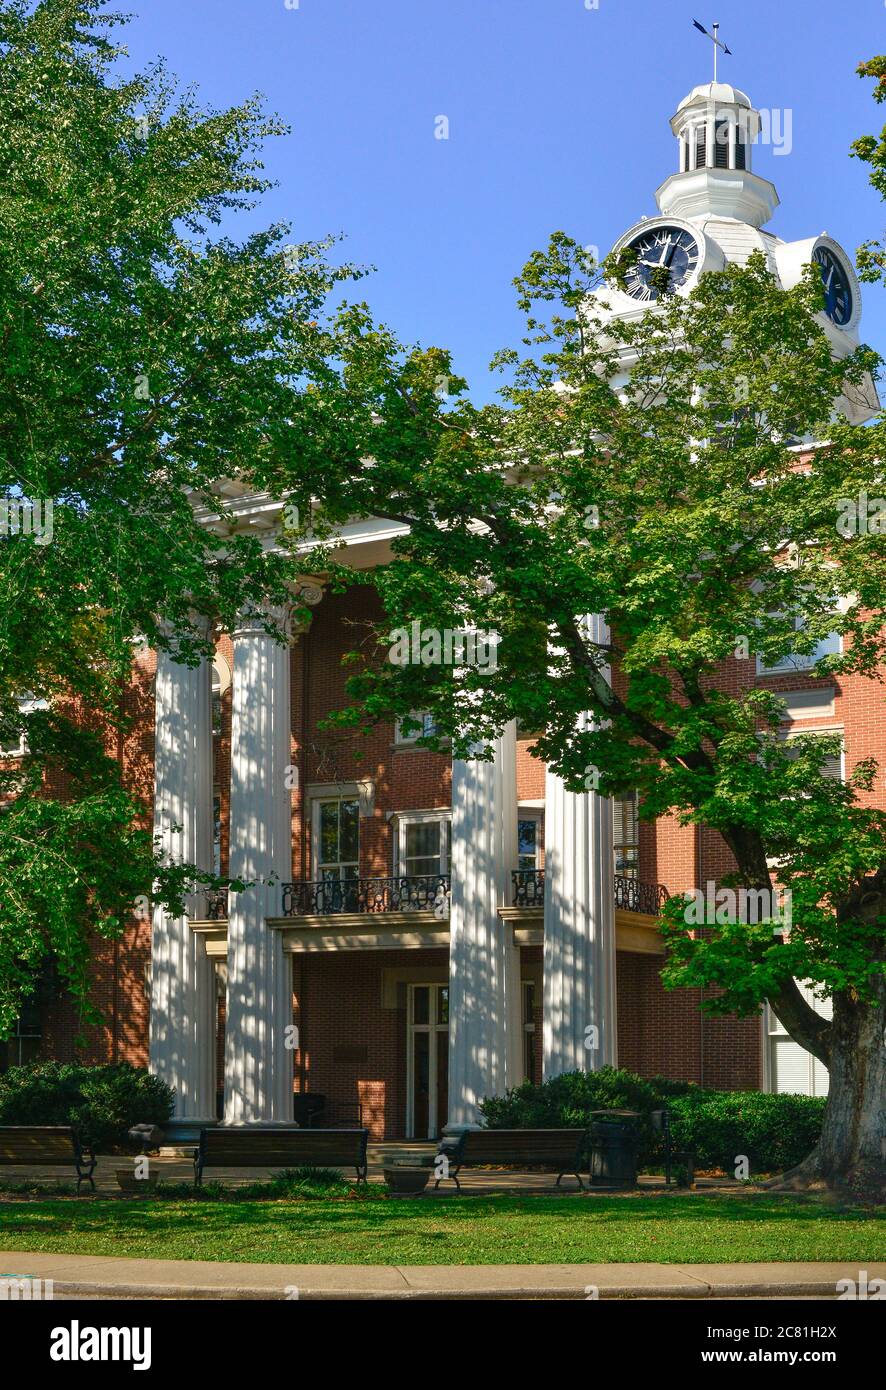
[0,0,361,1026]
[272,1166,347,1189]
[480,1068,825,1174]
[667,1090,827,1174]
[0,1061,174,1149]
[480,1064,662,1135]
[853,57,886,281]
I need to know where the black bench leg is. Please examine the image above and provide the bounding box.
[557,1171,584,1191]
[76,1157,96,1194]
[434,1169,460,1190]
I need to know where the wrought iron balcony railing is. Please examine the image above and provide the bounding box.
[281,874,451,917]
[613,874,670,915]
[512,869,669,916]
[201,870,668,921]
[512,868,545,907]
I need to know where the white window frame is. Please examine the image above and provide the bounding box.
[763,985,832,1097]
[613,790,640,878]
[311,793,361,881]
[394,809,451,878]
[517,808,544,872]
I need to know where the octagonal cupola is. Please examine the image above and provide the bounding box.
[656,81,779,228]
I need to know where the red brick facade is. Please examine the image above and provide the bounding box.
[19,578,886,1138]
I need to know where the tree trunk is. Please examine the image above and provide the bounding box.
[769,983,886,1199]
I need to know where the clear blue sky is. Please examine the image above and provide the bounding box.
[118,0,886,401]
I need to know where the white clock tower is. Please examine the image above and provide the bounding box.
[598,80,878,422]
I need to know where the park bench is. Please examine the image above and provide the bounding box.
[434,1127,588,1190]
[193,1126,369,1186]
[0,1125,97,1192]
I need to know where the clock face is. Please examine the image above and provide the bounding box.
[813,246,853,326]
[620,225,700,302]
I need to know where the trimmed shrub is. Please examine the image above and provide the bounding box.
[0,1062,174,1151]
[666,1090,826,1174]
[480,1067,825,1174]
[481,1066,667,1153]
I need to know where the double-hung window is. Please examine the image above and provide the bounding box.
[317,798,360,882]
[396,811,451,880]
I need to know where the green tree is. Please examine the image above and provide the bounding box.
[0,0,356,1030]
[280,237,885,1194]
[853,56,886,282]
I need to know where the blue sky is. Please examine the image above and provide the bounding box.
[117,0,886,401]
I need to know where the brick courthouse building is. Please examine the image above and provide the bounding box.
[9,81,884,1139]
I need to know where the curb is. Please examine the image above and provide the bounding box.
[41,1278,844,1301]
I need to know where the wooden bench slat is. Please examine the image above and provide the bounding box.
[0,1126,96,1190]
[435,1128,588,1188]
[194,1127,369,1185]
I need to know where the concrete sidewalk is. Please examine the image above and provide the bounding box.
[1,1252,882,1299]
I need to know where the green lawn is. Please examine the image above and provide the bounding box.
[0,1193,882,1265]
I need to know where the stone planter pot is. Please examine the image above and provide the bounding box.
[116,1169,159,1194]
[383,1164,431,1195]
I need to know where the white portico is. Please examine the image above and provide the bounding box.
[146,503,628,1135]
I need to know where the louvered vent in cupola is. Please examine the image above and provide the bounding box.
[695,124,707,170]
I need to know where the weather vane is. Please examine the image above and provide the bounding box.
[692,20,732,83]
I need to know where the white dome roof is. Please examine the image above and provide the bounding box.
[677,81,752,111]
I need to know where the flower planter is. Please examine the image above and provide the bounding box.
[383,1164,431,1195]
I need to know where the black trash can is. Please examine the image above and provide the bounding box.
[587,1109,640,1190]
[292,1094,326,1128]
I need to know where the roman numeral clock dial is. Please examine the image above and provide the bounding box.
[812,245,853,327]
[620,226,700,302]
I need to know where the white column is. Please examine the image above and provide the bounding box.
[223,608,294,1124]
[705,104,715,169]
[543,616,617,1077]
[149,630,216,1124]
[448,720,522,1127]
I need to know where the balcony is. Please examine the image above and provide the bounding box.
[512,869,669,916]
[201,871,668,923]
[281,875,450,917]
[193,869,668,958]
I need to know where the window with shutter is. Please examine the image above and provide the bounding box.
[714,119,730,168]
[613,790,639,877]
